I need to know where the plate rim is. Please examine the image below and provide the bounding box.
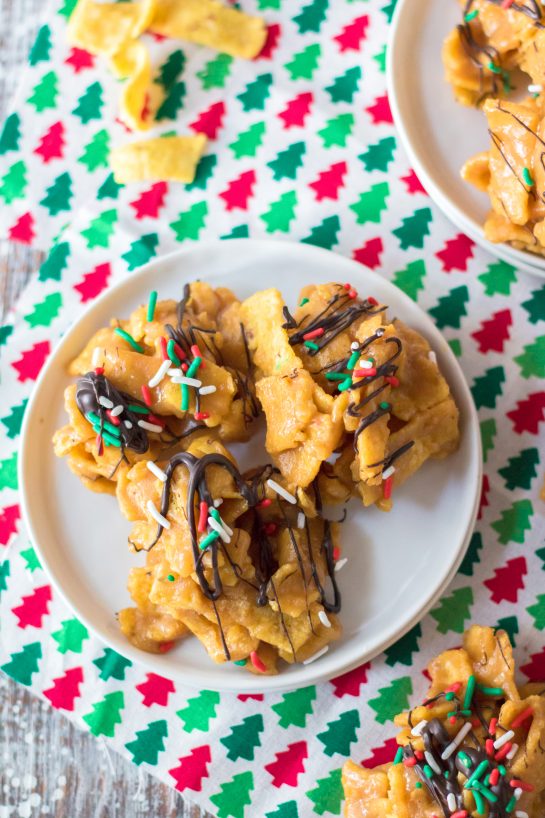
[18,238,483,692]
[386,0,545,279]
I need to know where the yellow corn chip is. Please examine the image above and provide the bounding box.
[110,134,208,183]
[150,0,267,59]
[67,0,157,56]
[110,40,152,132]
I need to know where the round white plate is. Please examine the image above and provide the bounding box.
[19,240,482,692]
[387,0,545,278]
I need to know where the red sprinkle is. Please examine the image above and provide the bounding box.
[173,341,186,361]
[348,289,358,299]
[181,362,189,372]
[485,738,494,756]
[159,337,169,360]
[191,344,204,364]
[194,411,210,421]
[414,750,424,761]
[367,296,378,306]
[264,522,277,536]
[141,385,152,407]
[510,779,533,792]
[354,367,377,378]
[446,682,462,693]
[343,282,351,290]
[471,717,481,729]
[403,756,417,767]
[250,650,267,673]
[96,434,103,456]
[501,0,515,7]
[303,327,325,340]
[450,812,468,818]
[386,375,400,387]
[146,413,165,427]
[510,706,534,729]
[383,475,393,500]
[495,742,512,761]
[489,717,498,736]
[198,501,208,533]
[94,366,104,376]
[449,716,457,724]
[257,498,272,508]
[333,545,341,561]
[106,410,120,426]
[158,641,175,653]
[489,768,500,787]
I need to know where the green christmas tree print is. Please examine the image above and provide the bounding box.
[81,209,118,249]
[429,285,469,330]
[431,587,473,634]
[40,172,73,215]
[58,0,78,17]
[155,49,185,91]
[326,67,361,103]
[272,685,317,728]
[522,286,545,324]
[29,24,51,65]
[1,400,27,439]
[382,0,398,23]
[478,260,517,296]
[284,44,321,80]
[73,81,103,123]
[0,325,13,347]
[369,677,412,724]
[392,259,426,302]
[0,160,28,204]
[496,616,518,646]
[210,771,254,818]
[266,802,299,818]
[257,0,280,7]
[302,216,340,250]
[170,201,208,242]
[97,172,123,201]
[83,691,125,737]
[121,233,159,270]
[480,418,497,463]
[220,714,264,761]
[267,142,306,180]
[221,224,249,239]
[52,618,89,654]
[198,53,232,89]
[24,292,62,328]
[318,113,354,148]
[458,532,482,577]
[177,690,220,732]
[156,82,186,121]
[186,154,217,191]
[229,121,266,159]
[374,45,387,73]
[0,560,10,595]
[305,768,343,816]
[125,719,168,765]
[384,623,422,666]
[78,129,110,172]
[1,642,42,685]
[449,338,462,357]
[515,336,545,378]
[527,594,545,630]
[471,366,505,410]
[237,73,273,111]
[393,207,432,249]
[294,0,329,32]
[39,241,70,282]
[0,452,18,490]
[20,547,41,573]
[491,500,533,545]
[28,71,58,112]
[0,113,21,154]
[350,182,389,224]
[317,709,360,757]
[359,136,396,173]
[498,448,539,490]
[261,190,297,233]
[93,647,132,681]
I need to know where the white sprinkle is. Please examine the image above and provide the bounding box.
[516,811,530,818]
[350,341,360,351]
[267,478,297,504]
[146,500,170,529]
[506,743,519,760]
[514,788,523,801]
[124,420,133,429]
[441,721,472,760]
[358,359,374,370]
[171,375,202,387]
[447,793,456,812]
[98,396,114,409]
[428,350,437,365]
[493,729,515,750]
[199,385,217,395]
[91,347,102,367]
[146,461,167,482]
[411,719,428,736]
[529,84,542,93]
[297,512,305,529]
[207,516,230,543]
[167,368,183,377]
[110,404,124,417]
[214,499,223,508]
[424,751,441,775]
[148,359,171,388]
[138,420,163,433]
[303,646,329,665]
[318,610,332,628]
[382,465,396,481]
[334,557,348,573]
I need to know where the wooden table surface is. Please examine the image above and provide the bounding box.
[0,2,209,815]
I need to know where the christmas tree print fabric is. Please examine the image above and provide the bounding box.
[2,1,545,816]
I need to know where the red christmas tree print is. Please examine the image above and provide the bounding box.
[361,737,399,768]
[73,262,111,303]
[353,237,383,269]
[190,101,225,139]
[238,693,264,702]
[278,92,313,129]
[12,584,52,628]
[264,741,308,787]
[259,23,281,60]
[401,169,426,195]
[169,745,211,792]
[65,47,94,73]
[135,673,176,707]
[34,121,65,163]
[330,662,370,698]
[334,15,369,51]
[435,234,475,272]
[130,182,168,220]
[484,556,526,604]
[366,94,393,125]
[9,212,35,244]
[43,666,84,711]
[478,474,490,520]
[12,341,50,382]
[0,504,20,546]
[309,161,347,201]
[520,647,545,681]
[219,170,256,211]
[472,309,512,353]
[507,392,545,434]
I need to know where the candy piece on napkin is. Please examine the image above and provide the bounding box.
[110,134,208,184]
[67,0,156,57]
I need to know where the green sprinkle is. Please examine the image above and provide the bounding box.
[379,401,391,411]
[472,786,486,816]
[488,61,502,75]
[465,8,479,20]
[304,340,320,351]
[444,770,450,779]
[465,759,488,789]
[447,711,456,719]
[167,574,175,582]
[367,357,375,366]
[325,372,348,381]
[87,412,121,437]
[393,747,403,765]
[498,765,506,775]
[474,782,498,803]
[199,530,221,550]
[415,781,423,789]
[458,709,472,716]
[101,430,122,448]
[299,297,309,307]
[186,356,202,378]
[505,795,517,813]
[234,659,247,666]
[476,684,504,696]
[523,167,534,186]
[445,691,455,701]
[458,751,471,767]
[210,508,222,524]
[167,338,181,366]
[463,674,476,710]
[128,404,148,414]
[423,765,434,779]
[114,327,144,353]
[337,377,353,392]
[181,384,190,412]
[147,290,158,322]
[347,351,360,370]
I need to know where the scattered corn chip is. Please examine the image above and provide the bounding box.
[67,0,157,57]
[110,134,208,183]
[110,40,152,132]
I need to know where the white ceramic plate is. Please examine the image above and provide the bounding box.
[19,240,481,692]
[387,0,545,278]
